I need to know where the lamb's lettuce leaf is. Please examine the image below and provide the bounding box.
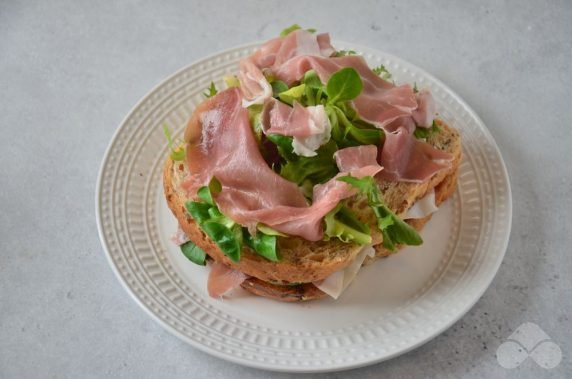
[180,241,207,266]
[278,83,306,105]
[203,82,218,98]
[324,204,372,245]
[326,67,363,104]
[185,178,281,262]
[245,230,279,262]
[414,120,440,139]
[163,125,185,161]
[337,175,423,251]
[279,139,339,185]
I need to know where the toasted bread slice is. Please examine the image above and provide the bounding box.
[163,120,461,294]
[239,161,459,301]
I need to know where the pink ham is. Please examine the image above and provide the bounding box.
[238,58,272,107]
[239,30,335,107]
[261,98,331,157]
[378,126,453,182]
[183,88,308,207]
[411,89,436,127]
[334,145,380,173]
[207,261,248,298]
[261,98,316,138]
[182,88,382,240]
[272,55,417,129]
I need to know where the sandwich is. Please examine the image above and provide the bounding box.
[163,25,462,302]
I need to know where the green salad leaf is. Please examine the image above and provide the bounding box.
[203,82,218,98]
[337,175,423,251]
[280,139,339,185]
[201,222,243,262]
[266,133,297,162]
[324,204,372,245]
[185,178,282,262]
[180,241,207,266]
[279,24,316,37]
[163,125,186,161]
[372,64,392,81]
[326,105,383,147]
[245,231,279,262]
[224,75,240,88]
[271,80,288,97]
[302,70,323,89]
[257,224,287,237]
[326,67,363,104]
[333,50,357,57]
[185,178,242,261]
[413,120,440,139]
[280,24,302,37]
[278,83,306,105]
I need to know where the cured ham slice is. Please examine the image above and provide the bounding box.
[183,88,308,206]
[183,88,383,240]
[272,55,417,129]
[249,29,335,69]
[238,58,272,107]
[239,30,334,107]
[411,89,436,128]
[207,261,248,298]
[378,126,453,182]
[261,98,331,157]
[334,145,380,173]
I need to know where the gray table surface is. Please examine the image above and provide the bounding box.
[1,0,571,378]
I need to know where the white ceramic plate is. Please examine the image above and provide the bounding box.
[96,42,512,372]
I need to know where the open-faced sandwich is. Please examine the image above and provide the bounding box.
[164,25,461,302]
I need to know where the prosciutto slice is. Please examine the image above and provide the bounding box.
[182,88,382,240]
[239,30,334,107]
[238,58,272,107]
[378,126,453,182]
[261,98,331,157]
[411,89,436,128]
[334,145,380,173]
[272,55,417,129]
[183,88,308,207]
[207,261,248,298]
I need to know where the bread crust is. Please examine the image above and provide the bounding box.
[163,120,462,301]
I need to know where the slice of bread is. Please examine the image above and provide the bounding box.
[163,120,461,300]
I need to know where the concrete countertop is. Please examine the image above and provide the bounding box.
[1,1,570,377]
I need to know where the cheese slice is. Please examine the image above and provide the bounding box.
[313,245,375,299]
[404,189,438,219]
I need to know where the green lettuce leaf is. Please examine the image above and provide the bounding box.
[326,67,363,104]
[279,24,316,37]
[326,105,383,147]
[224,75,240,88]
[333,50,357,57]
[185,178,281,262]
[271,80,288,97]
[163,125,185,161]
[280,24,302,37]
[180,241,207,266]
[203,82,217,98]
[278,83,306,105]
[413,120,440,139]
[324,204,372,245]
[265,134,297,162]
[245,230,279,262]
[372,64,392,81]
[280,139,339,185]
[337,175,423,251]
